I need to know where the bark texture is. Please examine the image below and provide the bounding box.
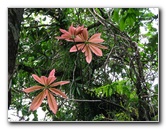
[8,8,24,108]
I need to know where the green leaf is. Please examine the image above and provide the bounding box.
[123,86,130,98]
[116,84,123,94]
[119,17,126,31]
[113,9,119,22]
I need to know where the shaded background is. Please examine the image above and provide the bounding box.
[8,8,158,121]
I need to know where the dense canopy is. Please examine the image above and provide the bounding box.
[8,8,158,121]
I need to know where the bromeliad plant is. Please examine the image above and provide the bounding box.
[23,24,107,116]
[56,24,108,63]
[56,24,84,41]
[23,69,70,114]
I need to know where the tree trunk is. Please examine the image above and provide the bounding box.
[8,8,24,108]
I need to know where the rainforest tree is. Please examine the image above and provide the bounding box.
[8,8,158,121]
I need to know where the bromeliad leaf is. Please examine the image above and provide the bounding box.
[23,69,70,114]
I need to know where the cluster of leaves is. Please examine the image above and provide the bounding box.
[8,8,158,121]
[22,69,70,115]
[56,24,108,63]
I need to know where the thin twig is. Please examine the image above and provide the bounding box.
[70,56,77,98]
[103,46,116,68]
[67,99,101,102]
[88,9,105,26]
[23,24,53,29]
[70,39,79,98]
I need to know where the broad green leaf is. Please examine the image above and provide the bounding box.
[119,17,126,31]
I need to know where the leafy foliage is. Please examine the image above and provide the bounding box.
[8,8,158,121]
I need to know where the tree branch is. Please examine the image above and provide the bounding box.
[87,21,101,30]
[65,98,129,113]
[67,99,101,102]
[18,64,64,76]
[23,24,53,29]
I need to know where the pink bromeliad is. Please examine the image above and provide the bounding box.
[56,24,84,41]
[23,69,70,114]
[70,28,108,63]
